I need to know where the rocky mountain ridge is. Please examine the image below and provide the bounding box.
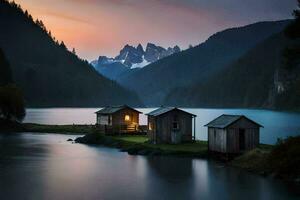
[91,43,180,80]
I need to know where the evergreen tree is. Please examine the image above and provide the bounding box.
[283,0,300,69]
[285,0,300,38]
[0,85,26,122]
[60,41,67,50]
[0,48,12,85]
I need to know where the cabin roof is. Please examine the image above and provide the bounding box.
[95,105,142,114]
[146,107,196,117]
[204,114,263,128]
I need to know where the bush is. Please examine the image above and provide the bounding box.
[268,136,300,179]
[0,85,26,122]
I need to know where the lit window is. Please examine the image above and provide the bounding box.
[125,115,130,121]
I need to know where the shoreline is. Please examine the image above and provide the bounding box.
[75,134,209,158]
[1,122,299,189]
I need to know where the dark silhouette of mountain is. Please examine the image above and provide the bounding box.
[164,32,300,110]
[118,20,291,106]
[0,0,142,107]
[92,43,180,80]
[0,48,12,85]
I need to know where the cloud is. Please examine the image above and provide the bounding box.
[40,10,92,24]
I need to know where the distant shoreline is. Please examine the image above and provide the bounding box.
[25,107,300,113]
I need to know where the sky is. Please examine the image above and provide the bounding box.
[15,0,297,61]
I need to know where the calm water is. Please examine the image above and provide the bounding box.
[24,108,300,144]
[0,133,298,200]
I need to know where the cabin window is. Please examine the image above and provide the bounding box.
[99,115,109,125]
[125,114,130,121]
[173,115,179,130]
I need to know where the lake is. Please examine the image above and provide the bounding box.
[24,108,300,144]
[0,133,298,200]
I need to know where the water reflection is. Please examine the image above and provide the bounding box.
[146,156,193,181]
[0,133,299,200]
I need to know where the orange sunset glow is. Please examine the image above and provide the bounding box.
[15,0,296,60]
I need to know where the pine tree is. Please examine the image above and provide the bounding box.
[283,0,300,69]
[60,41,67,50]
[285,0,300,38]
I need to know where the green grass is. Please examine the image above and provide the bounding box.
[113,135,207,153]
[231,148,270,173]
[23,123,98,135]
[114,135,149,143]
[232,137,300,183]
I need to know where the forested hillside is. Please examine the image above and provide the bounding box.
[164,32,300,110]
[0,0,142,107]
[163,3,300,111]
[118,20,291,106]
[0,48,12,85]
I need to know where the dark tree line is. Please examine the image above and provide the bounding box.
[0,49,12,85]
[285,0,300,39]
[0,0,78,56]
[0,48,25,122]
[0,85,26,122]
[284,0,300,69]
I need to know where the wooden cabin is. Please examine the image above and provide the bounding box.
[205,115,263,154]
[146,107,196,144]
[95,105,142,135]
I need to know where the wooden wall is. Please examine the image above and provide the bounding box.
[208,128,227,153]
[227,118,259,153]
[148,110,193,144]
[112,108,139,126]
[97,108,140,135]
[208,117,260,154]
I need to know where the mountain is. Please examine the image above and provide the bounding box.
[0,48,12,86]
[0,0,142,107]
[117,20,291,106]
[92,43,180,80]
[164,31,300,110]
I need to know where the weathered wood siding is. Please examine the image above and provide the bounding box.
[148,110,193,144]
[97,108,140,135]
[208,117,260,154]
[227,118,259,153]
[226,128,239,153]
[226,128,259,153]
[112,108,139,126]
[208,128,227,153]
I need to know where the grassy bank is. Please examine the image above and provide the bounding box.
[231,136,300,184]
[22,123,98,134]
[1,122,98,134]
[75,134,208,157]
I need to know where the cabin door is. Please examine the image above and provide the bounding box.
[171,131,181,144]
[239,129,246,151]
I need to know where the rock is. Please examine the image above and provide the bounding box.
[92,43,181,71]
[67,138,73,142]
